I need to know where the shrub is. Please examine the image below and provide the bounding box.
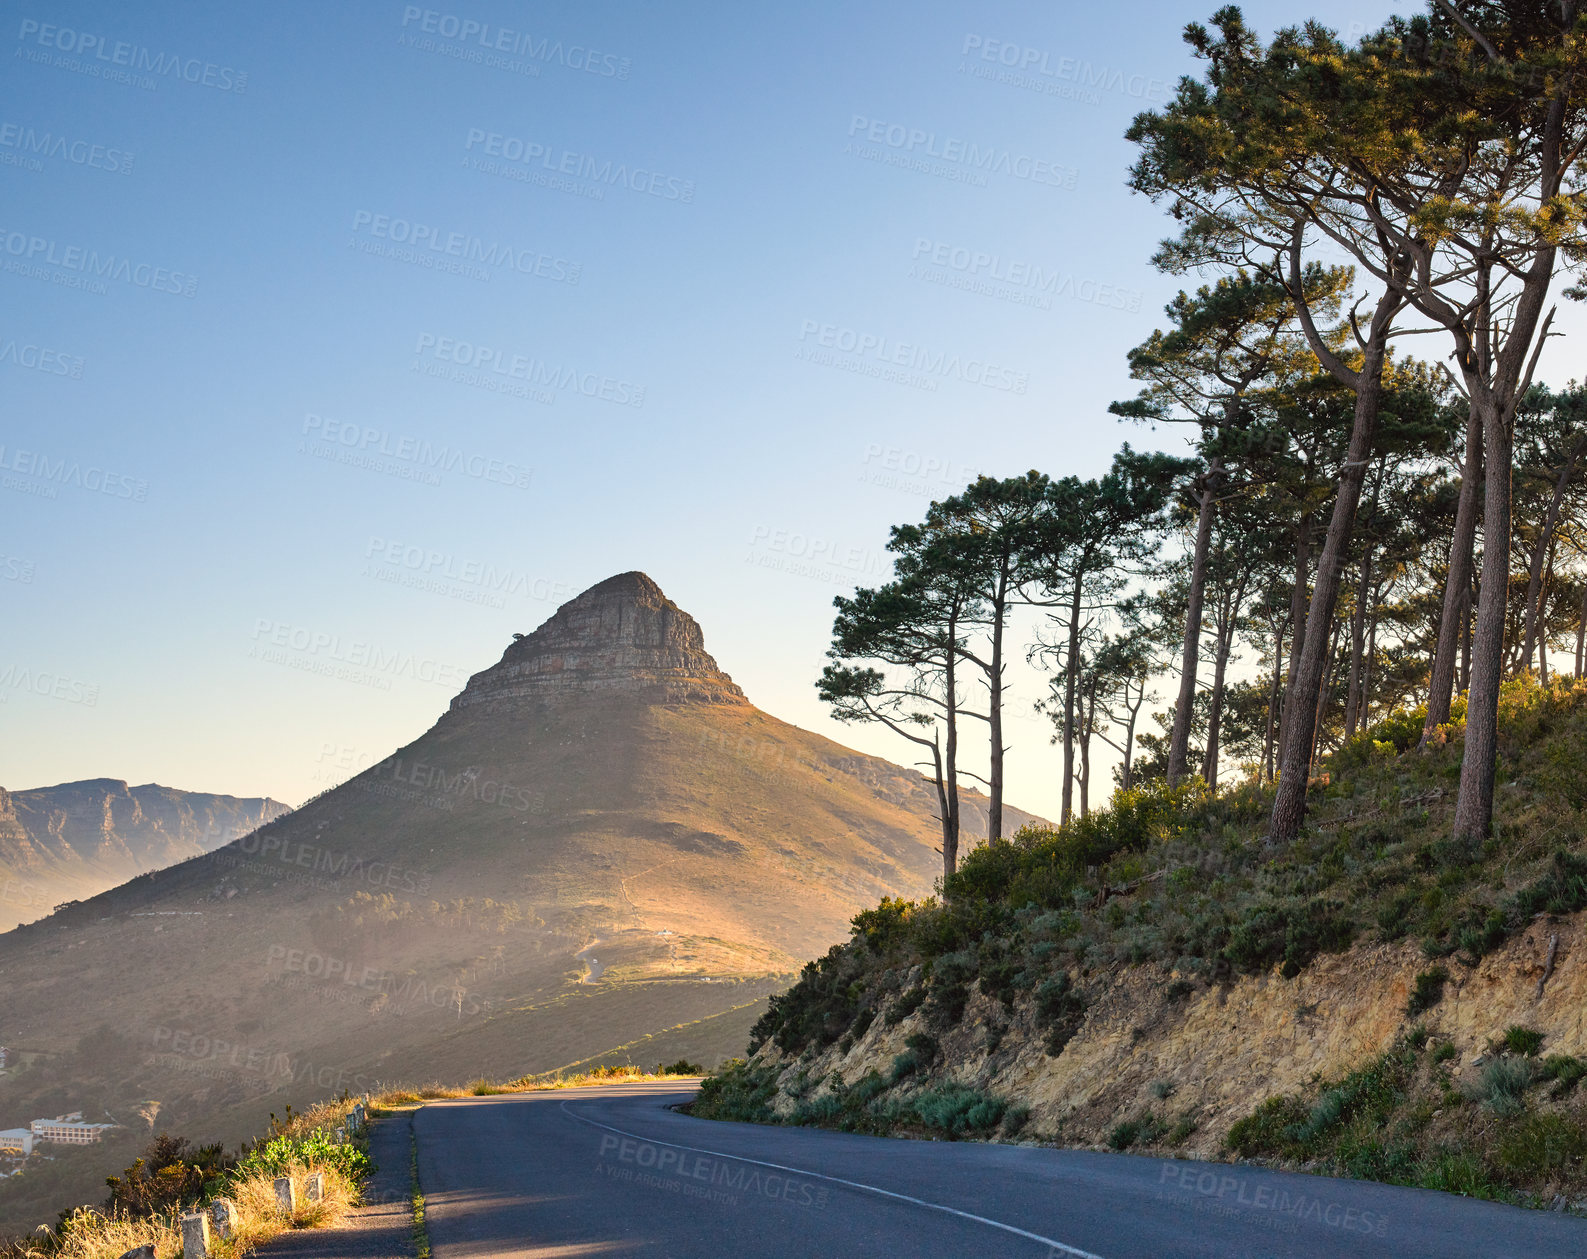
[1468,1059,1532,1117]
[885,987,927,1026]
[1406,967,1448,1017]
[105,1134,233,1216]
[1500,1027,1544,1058]
[1108,1119,1143,1150]
[889,1051,921,1083]
[1495,1114,1587,1178]
[693,1059,780,1123]
[911,1085,1007,1139]
[999,1106,1031,1138]
[1538,1054,1587,1095]
[236,1129,372,1185]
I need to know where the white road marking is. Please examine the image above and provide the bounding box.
[558,1098,1107,1259]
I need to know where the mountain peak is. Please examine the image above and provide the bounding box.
[450,572,748,712]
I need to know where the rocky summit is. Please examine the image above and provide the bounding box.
[0,572,1046,1234]
[451,571,747,711]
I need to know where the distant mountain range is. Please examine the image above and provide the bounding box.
[0,572,1044,1233]
[0,779,289,931]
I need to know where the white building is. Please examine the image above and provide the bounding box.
[29,1115,116,1145]
[0,1129,33,1157]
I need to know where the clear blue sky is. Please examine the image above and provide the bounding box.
[8,0,1571,825]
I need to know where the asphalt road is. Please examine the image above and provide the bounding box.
[410,1082,1587,1258]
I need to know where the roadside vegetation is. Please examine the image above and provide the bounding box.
[0,1096,370,1259]
[704,679,1587,1205]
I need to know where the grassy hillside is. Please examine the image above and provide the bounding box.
[697,677,1587,1210]
[0,677,1035,1234]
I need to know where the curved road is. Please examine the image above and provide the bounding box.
[408,1082,1587,1258]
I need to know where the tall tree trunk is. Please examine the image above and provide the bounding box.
[1455,397,1517,842]
[988,567,1008,841]
[1263,623,1283,784]
[1521,434,1587,671]
[1363,596,1379,731]
[1122,686,1141,789]
[1287,519,1313,692]
[1060,571,1084,824]
[1204,604,1237,791]
[1460,568,1474,694]
[1310,613,1345,775]
[1575,584,1587,678]
[1079,681,1096,817]
[1270,295,1396,843]
[943,626,961,876]
[1345,547,1375,738]
[1422,404,1483,746]
[1168,461,1220,783]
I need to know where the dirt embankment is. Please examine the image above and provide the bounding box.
[755,913,1586,1156]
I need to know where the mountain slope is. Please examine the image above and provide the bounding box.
[0,780,289,931]
[0,572,1041,1232]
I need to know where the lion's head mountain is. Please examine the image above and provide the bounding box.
[0,572,1041,1159]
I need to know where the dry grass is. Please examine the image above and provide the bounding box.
[368,1065,700,1112]
[1,1089,369,1259]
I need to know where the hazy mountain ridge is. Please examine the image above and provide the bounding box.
[0,779,289,931]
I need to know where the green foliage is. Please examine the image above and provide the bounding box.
[1406,967,1449,1017]
[1501,1028,1545,1058]
[236,1128,372,1184]
[884,987,926,1027]
[1495,1114,1587,1179]
[1221,897,1354,978]
[692,1059,780,1123]
[1538,1055,1587,1095]
[104,1134,233,1217]
[947,782,1210,910]
[1033,972,1088,1056]
[910,1085,1008,1139]
[1468,1059,1532,1118]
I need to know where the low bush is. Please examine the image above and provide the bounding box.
[1468,1059,1533,1117]
[1406,967,1449,1017]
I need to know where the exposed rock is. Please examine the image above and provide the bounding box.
[760,912,1587,1156]
[450,571,749,712]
